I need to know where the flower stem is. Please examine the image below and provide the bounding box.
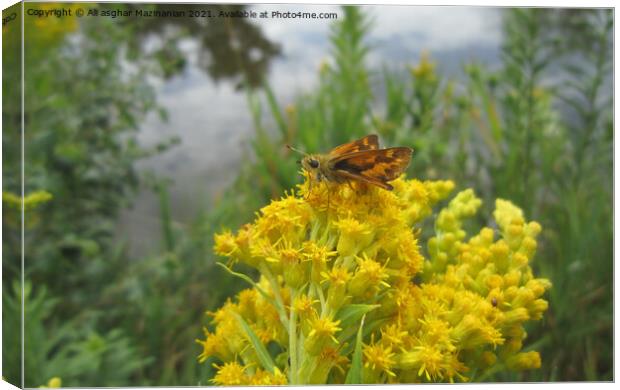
[260,265,289,327]
[289,287,299,384]
[314,282,327,317]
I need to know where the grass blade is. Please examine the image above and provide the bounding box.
[345,314,366,384]
[336,304,379,326]
[232,312,276,374]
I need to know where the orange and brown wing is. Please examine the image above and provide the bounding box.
[328,134,379,157]
[330,147,413,190]
[331,169,395,190]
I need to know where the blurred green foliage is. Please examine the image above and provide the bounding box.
[2,4,612,386]
[3,2,272,386]
[4,280,148,386]
[2,3,175,386]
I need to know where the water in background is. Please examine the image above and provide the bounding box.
[118,5,503,257]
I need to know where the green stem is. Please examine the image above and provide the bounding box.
[573,19,609,188]
[289,288,299,384]
[157,183,175,251]
[473,363,506,382]
[259,265,289,327]
[315,282,327,317]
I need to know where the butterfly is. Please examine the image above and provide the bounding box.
[288,134,413,191]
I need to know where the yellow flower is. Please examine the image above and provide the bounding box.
[211,362,248,385]
[304,316,342,355]
[411,51,437,82]
[397,344,447,382]
[255,193,312,243]
[333,216,374,257]
[3,190,53,211]
[276,242,308,288]
[214,231,239,257]
[417,317,455,352]
[248,367,288,385]
[308,346,348,384]
[196,328,218,363]
[39,377,62,388]
[393,230,424,279]
[302,241,338,283]
[480,351,497,368]
[237,289,258,321]
[425,180,455,205]
[348,254,390,298]
[363,340,397,380]
[380,324,409,349]
[293,294,318,317]
[200,176,550,384]
[506,351,542,371]
[322,266,352,310]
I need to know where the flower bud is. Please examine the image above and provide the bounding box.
[334,217,374,257]
[506,351,541,370]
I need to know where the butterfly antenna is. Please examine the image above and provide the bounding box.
[286,144,306,155]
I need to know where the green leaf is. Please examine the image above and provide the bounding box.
[335,304,379,329]
[335,304,380,344]
[232,312,276,374]
[215,262,278,310]
[341,317,387,356]
[345,314,365,384]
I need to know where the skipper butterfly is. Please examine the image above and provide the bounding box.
[288,134,413,191]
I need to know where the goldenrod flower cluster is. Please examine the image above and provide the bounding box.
[411,51,437,83]
[3,190,53,211]
[198,175,551,384]
[39,377,62,388]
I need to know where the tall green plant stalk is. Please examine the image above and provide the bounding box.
[156,181,176,252]
[539,10,613,381]
[490,9,556,213]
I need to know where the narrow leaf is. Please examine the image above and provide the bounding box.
[336,304,380,343]
[233,312,276,373]
[345,314,366,384]
[341,317,387,356]
[215,263,279,311]
[335,304,379,329]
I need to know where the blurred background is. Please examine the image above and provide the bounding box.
[2,2,613,386]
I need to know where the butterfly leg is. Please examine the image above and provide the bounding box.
[327,184,331,218]
[306,175,313,199]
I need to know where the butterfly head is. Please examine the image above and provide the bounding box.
[301,155,319,169]
[287,144,321,174]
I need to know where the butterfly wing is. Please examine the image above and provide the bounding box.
[328,134,379,158]
[329,147,413,190]
[330,168,395,190]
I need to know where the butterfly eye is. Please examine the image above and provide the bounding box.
[296,160,301,165]
[308,159,319,168]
